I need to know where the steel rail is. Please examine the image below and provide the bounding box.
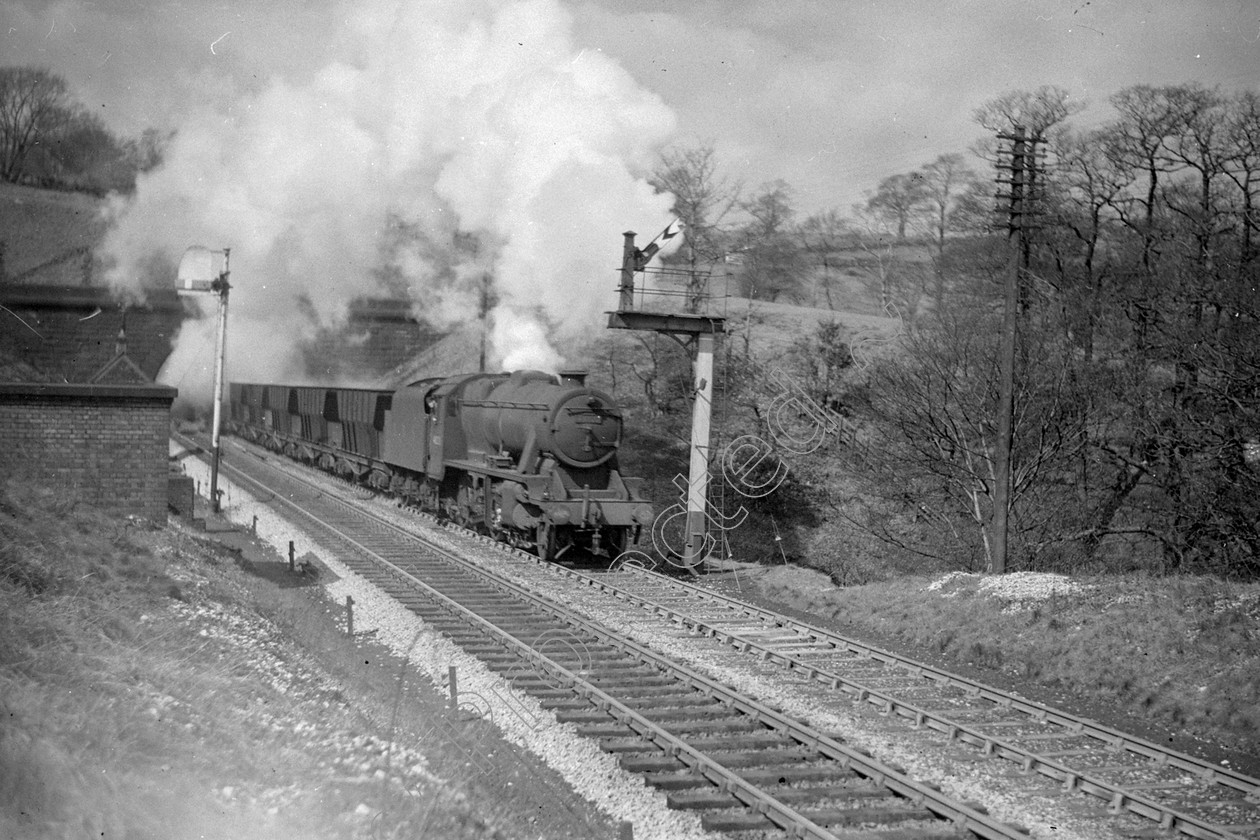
[206,440,1029,840]
[210,458,884,839]
[402,528,1256,840]
[551,567,1250,840]
[631,567,1260,794]
[204,435,1257,837]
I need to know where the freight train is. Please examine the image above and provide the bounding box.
[226,370,654,562]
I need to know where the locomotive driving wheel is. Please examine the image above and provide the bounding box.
[535,522,556,562]
[454,477,482,531]
[454,485,472,526]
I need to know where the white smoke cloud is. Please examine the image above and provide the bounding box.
[492,309,566,372]
[97,0,676,402]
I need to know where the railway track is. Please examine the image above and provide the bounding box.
[187,434,1260,838]
[195,435,1030,839]
[350,507,1260,838]
[503,561,1260,840]
[586,568,1260,839]
[420,515,1260,840]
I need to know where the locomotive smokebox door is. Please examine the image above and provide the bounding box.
[549,393,621,468]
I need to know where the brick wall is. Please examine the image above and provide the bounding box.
[0,383,177,521]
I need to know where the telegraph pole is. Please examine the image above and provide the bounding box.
[990,125,1028,573]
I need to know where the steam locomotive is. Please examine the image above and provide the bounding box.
[226,370,654,562]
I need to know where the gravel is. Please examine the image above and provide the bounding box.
[422,544,1153,840]
[176,440,1157,838]
[174,443,708,840]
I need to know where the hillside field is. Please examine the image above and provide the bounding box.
[0,182,106,285]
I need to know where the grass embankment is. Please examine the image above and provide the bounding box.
[754,566,1260,761]
[0,481,514,840]
[0,182,105,282]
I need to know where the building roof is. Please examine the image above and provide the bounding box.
[89,352,151,385]
[88,325,153,385]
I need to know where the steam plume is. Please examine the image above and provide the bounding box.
[98,0,676,399]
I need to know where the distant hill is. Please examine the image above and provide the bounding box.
[0,182,107,286]
[371,294,901,393]
[715,296,901,359]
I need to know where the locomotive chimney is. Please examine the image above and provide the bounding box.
[558,369,588,386]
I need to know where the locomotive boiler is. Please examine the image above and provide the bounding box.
[227,370,653,562]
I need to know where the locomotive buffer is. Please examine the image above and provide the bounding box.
[608,229,725,570]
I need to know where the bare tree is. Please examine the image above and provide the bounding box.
[1223,90,1260,268]
[649,141,741,311]
[739,180,805,302]
[972,84,1084,137]
[919,155,975,253]
[797,209,850,309]
[863,172,927,241]
[1105,85,1195,270]
[33,108,133,190]
[0,67,73,184]
[849,300,1087,569]
[848,199,931,317]
[123,127,173,178]
[1039,125,1134,361]
[918,153,982,305]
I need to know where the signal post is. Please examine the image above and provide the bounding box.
[608,230,724,570]
[176,246,232,513]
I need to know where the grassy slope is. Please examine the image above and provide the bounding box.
[0,182,107,283]
[0,481,616,840]
[749,565,1260,766]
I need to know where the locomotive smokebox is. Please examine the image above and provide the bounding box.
[460,370,623,469]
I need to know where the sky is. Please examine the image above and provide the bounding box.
[5,0,1258,213]
[2,0,1258,392]
[570,0,1260,212]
